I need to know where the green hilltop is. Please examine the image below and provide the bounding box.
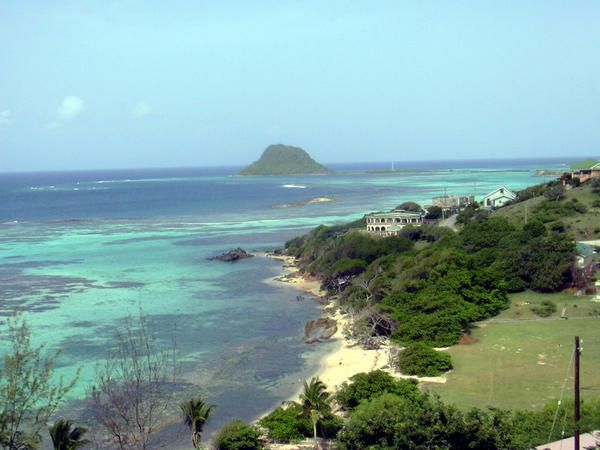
[238,144,330,175]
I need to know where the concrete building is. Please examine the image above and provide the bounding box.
[365,209,424,236]
[481,186,516,209]
[571,159,600,184]
[431,195,474,211]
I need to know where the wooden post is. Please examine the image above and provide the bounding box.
[575,336,581,450]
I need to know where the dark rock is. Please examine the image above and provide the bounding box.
[208,247,254,262]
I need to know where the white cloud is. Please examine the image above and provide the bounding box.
[0,110,13,125]
[44,96,85,130]
[56,96,85,120]
[131,101,153,119]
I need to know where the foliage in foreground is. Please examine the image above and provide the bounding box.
[337,390,600,450]
[181,396,215,449]
[90,311,178,450]
[0,315,79,450]
[48,420,90,450]
[335,370,419,410]
[396,343,453,377]
[214,420,263,450]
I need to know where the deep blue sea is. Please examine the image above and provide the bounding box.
[0,158,576,447]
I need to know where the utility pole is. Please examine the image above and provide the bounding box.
[574,336,581,450]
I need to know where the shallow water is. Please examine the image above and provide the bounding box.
[0,158,573,446]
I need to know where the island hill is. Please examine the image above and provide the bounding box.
[238,144,330,175]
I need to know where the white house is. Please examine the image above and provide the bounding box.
[481,186,516,209]
[365,209,424,236]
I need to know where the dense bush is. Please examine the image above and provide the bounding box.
[425,205,443,220]
[258,406,310,442]
[395,201,422,212]
[335,370,419,410]
[287,207,575,346]
[396,343,453,376]
[530,300,557,317]
[337,393,514,450]
[258,405,341,442]
[214,420,263,450]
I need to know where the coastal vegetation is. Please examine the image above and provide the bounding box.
[213,420,263,450]
[395,343,453,377]
[238,144,330,176]
[0,315,79,450]
[286,212,575,348]
[497,179,600,240]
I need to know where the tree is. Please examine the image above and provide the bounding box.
[425,206,443,220]
[213,420,263,450]
[48,420,90,450]
[0,315,79,450]
[180,397,214,449]
[297,378,332,448]
[395,201,422,212]
[543,185,566,201]
[90,311,178,450]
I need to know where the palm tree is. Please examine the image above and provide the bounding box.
[48,420,90,450]
[180,396,214,449]
[298,377,331,449]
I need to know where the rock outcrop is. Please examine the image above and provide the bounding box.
[208,248,254,262]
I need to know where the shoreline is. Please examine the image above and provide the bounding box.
[263,253,447,399]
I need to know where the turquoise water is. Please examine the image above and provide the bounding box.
[0,159,572,446]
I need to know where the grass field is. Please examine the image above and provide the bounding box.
[429,291,600,411]
[495,182,600,240]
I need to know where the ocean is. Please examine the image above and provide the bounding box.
[0,158,575,447]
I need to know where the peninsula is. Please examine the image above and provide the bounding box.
[239,144,330,175]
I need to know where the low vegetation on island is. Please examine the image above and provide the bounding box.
[238,144,330,176]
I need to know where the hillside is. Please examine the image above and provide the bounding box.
[239,144,330,175]
[494,181,600,240]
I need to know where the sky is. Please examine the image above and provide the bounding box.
[1,1,600,172]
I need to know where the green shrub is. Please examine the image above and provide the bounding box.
[592,200,600,208]
[530,300,557,318]
[214,420,263,450]
[336,370,419,410]
[396,343,453,376]
[259,406,310,442]
[317,412,343,439]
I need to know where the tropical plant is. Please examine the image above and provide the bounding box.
[180,396,214,449]
[0,315,79,450]
[297,377,332,447]
[48,420,90,450]
[213,420,263,450]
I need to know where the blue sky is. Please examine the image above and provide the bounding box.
[1,1,599,171]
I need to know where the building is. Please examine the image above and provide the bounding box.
[571,159,600,184]
[535,431,600,449]
[365,209,424,236]
[481,186,516,209]
[431,195,474,211]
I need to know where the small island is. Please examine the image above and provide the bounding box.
[239,144,330,176]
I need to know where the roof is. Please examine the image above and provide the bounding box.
[535,432,600,449]
[482,186,516,200]
[571,159,600,171]
[367,209,423,218]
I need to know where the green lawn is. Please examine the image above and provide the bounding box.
[429,292,600,411]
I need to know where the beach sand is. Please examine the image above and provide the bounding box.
[265,254,447,394]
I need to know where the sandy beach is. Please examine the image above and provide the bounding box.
[265,253,447,396]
